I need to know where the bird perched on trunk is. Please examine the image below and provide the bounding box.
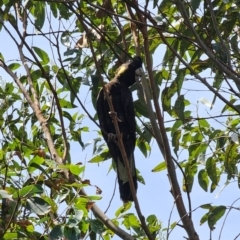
[96,56,142,202]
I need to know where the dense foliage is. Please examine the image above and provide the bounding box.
[1,0,240,239]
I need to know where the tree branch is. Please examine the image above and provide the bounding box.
[124,1,199,239]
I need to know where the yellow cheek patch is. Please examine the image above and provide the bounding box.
[116,64,128,76]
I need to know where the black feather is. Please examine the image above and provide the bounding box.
[96,56,142,202]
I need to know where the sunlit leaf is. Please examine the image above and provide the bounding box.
[129,214,140,227]
[199,98,212,108]
[115,202,132,217]
[69,164,85,176]
[200,204,212,209]
[59,98,77,108]
[74,209,84,221]
[2,232,26,239]
[0,190,13,199]
[13,184,43,199]
[87,195,102,200]
[152,161,166,172]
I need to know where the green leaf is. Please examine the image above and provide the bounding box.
[49,2,58,18]
[206,157,217,183]
[13,184,43,199]
[28,155,45,173]
[4,82,14,93]
[59,98,77,108]
[32,46,49,65]
[89,219,105,234]
[26,196,51,215]
[115,202,132,217]
[88,155,105,163]
[221,99,237,113]
[200,212,209,225]
[88,150,110,163]
[208,206,226,230]
[212,43,227,63]
[152,161,166,172]
[3,232,26,239]
[172,129,181,155]
[0,52,4,61]
[211,71,224,106]
[79,219,89,234]
[91,74,100,109]
[230,34,240,58]
[210,181,218,192]
[136,169,145,184]
[49,225,64,239]
[0,149,3,160]
[216,133,226,149]
[87,195,102,200]
[34,2,46,29]
[183,163,197,192]
[174,95,185,121]
[198,169,209,192]
[66,218,79,228]
[200,204,212,209]
[213,70,224,89]
[69,164,85,176]
[129,215,140,227]
[170,221,177,229]
[198,119,210,128]
[64,226,80,240]
[146,214,157,224]
[161,87,172,112]
[225,142,238,179]
[134,99,149,118]
[8,63,21,71]
[57,4,72,19]
[58,164,85,176]
[171,120,182,137]
[175,69,186,95]
[136,138,149,157]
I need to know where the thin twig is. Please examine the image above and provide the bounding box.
[2,10,69,162]
[167,197,177,240]
[206,0,232,68]
[174,0,240,83]
[1,8,135,240]
[124,1,198,239]
[233,233,240,240]
[218,198,240,240]
[75,7,153,239]
[104,177,117,214]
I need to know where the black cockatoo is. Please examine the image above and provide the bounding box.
[96,56,142,202]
